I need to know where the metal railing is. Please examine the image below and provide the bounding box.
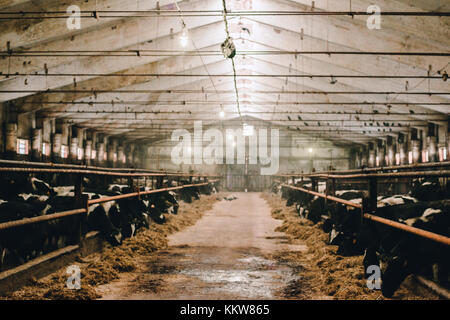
[0,163,219,242]
[278,168,450,247]
[276,160,450,177]
[0,181,218,231]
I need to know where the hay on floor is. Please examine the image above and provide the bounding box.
[1,194,220,300]
[261,192,439,300]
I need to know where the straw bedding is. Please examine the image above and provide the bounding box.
[1,194,219,300]
[261,192,438,300]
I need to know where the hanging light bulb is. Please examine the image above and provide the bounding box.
[179,22,189,47]
[219,110,225,118]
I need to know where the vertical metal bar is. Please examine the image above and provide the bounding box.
[73,174,84,245]
[311,178,318,192]
[128,175,134,190]
[368,177,378,212]
[74,174,83,204]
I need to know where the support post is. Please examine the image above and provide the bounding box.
[73,174,88,245]
[311,178,318,192]
[368,177,378,213]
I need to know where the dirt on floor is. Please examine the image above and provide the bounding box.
[2,192,440,300]
[0,194,219,300]
[261,192,440,300]
[97,192,309,300]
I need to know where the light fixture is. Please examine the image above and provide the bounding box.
[219,110,225,118]
[221,37,236,59]
[179,22,189,47]
[330,76,337,85]
[308,148,313,153]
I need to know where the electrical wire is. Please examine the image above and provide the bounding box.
[221,0,242,123]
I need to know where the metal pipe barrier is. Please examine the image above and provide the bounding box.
[280,183,450,247]
[277,160,450,176]
[275,170,450,179]
[281,184,361,209]
[0,166,219,178]
[0,181,219,231]
[0,159,217,177]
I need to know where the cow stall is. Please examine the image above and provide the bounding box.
[273,162,450,299]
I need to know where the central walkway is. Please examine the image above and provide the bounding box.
[99,192,306,300]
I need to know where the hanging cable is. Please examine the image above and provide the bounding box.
[221,0,243,124]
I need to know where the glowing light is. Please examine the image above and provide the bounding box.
[17,139,29,155]
[77,148,83,160]
[395,153,400,165]
[219,110,225,118]
[179,25,189,47]
[308,148,313,153]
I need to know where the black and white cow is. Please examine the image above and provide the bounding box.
[0,200,53,269]
[359,200,450,297]
[410,178,450,202]
[87,197,123,246]
[179,186,200,203]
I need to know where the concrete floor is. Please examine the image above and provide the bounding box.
[98,193,307,300]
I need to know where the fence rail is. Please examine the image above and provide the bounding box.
[0,166,219,178]
[0,181,218,231]
[277,160,450,176]
[0,159,196,175]
[279,183,450,247]
[281,184,361,209]
[275,170,450,180]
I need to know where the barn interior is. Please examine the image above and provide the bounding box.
[0,0,449,301]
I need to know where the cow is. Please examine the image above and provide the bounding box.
[0,200,51,269]
[107,184,130,194]
[410,178,450,202]
[147,203,166,224]
[145,191,179,216]
[179,186,200,203]
[198,184,216,195]
[0,176,208,270]
[87,198,123,246]
[359,201,450,297]
[270,182,281,195]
